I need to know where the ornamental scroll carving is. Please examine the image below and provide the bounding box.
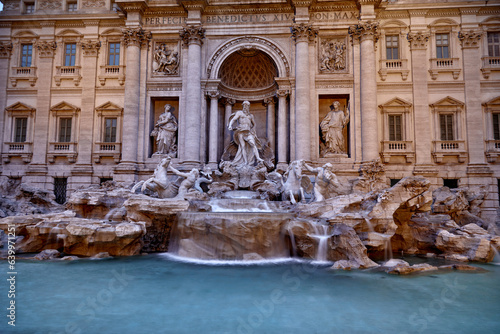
[82,0,106,8]
[80,40,101,56]
[152,42,179,75]
[180,25,206,46]
[39,0,62,10]
[458,31,482,48]
[406,32,430,50]
[0,42,13,58]
[348,21,379,42]
[122,28,151,48]
[4,1,20,10]
[319,38,347,72]
[291,24,318,43]
[36,41,57,57]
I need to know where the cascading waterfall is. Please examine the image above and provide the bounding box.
[308,224,333,262]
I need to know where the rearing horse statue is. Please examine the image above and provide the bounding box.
[281,160,313,204]
[131,157,178,198]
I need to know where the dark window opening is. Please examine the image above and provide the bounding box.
[390,179,401,187]
[443,179,459,189]
[54,177,68,204]
[100,177,113,185]
[15,117,28,142]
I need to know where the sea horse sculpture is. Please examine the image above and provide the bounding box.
[281,160,313,204]
[131,157,178,198]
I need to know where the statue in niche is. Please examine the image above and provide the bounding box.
[227,101,264,166]
[303,162,341,202]
[319,40,346,72]
[320,101,349,156]
[151,104,178,156]
[152,43,179,75]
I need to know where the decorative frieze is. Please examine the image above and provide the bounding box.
[0,42,13,58]
[319,38,347,73]
[180,25,206,46]
[122,27,151,48]
[4,1,20,10]
[80,40,101,56]
[348,21,379,42]
[152,42,179,75]
[82,0,106,8]
[406,31,430,50]
[458,30,482,48]
[36,41,57,58]
[291,24,318,43]
[39,0,62,10]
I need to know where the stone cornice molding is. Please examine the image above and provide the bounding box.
[81,39,101,56]
[179,0,207,12]
[83,20,100,27]
[348,21,379,42]
[356,0,382,6]
[0,42,13,58]
[36,41,57,58]
[459,7,480,16]
[291,23,318,43]
[118,1,148,14]
[408,9,428,17]
[407,31,430,50]
[458,30,482,48]
[39,21,56,28]
[291,0,312,8]
[180,25,206,46]
[122,27,151,48]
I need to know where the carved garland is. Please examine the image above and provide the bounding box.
[207,37,291,78]
[458,30,482,48]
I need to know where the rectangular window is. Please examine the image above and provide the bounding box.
[64,43,77,66]
[67,2,77,11]
[59,118,72,142]
[104,118,117,142]
[443,179,458,189]
[25,2,35,13]
[488,32,500,57]
[14,118,28,143]
[108,43,120,66]
[494,113,500,140]
[436,33,449,59]
[20,44,33,67]
[388,115,402,141]
[440,114,454,141]
[54,177,68,204]
[385,35,399,60]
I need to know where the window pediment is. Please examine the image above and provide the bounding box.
[430,96,464,110]
[50,101,80,113]
[5,102,36,114]
[379,97,412,112]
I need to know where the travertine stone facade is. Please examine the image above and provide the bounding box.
[1,0,500,221]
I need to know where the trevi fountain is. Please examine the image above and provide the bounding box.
[1,102,499,333]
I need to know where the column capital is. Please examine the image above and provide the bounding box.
[122,27,151,48]
[180,25,206,46]
[222,98,236,106]
[36,41,57,58]
[276,89,289,98]
[407,31,430,50]
[0,42,13,58]
[80,39,101,57]
[348,21,379,42]
[206,90,220,99]
[263,97,275,106]
[291,24,317,43]
[458,30,482,49]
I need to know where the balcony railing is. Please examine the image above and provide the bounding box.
[481,57,500,79]
[432,140,467,163]
[54,66,82,86]
[2,142,33,163]
[380,141,415,163]
[93,142,121,163]
[99,65,125,86]
[378,59,409,81]
[47,142,77,163]
[429,58,461,80]
[486,139,500,162]
[10,67,37,87]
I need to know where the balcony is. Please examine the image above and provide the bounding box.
[380,141,415,163]
[432,140,467,163]
[485,140,500,162]
[429,58,461,80]
[54,66,82,86]
[92,142,121,163]
[2,142,33,163]
[98,65,125,86]
[481,57,500,79]
[10,67,37,87]
[378,59,409,81]
[47,142,77,163]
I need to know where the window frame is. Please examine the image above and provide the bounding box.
[435,33,450,59]
[487,31,500,57]
[385,35,399,60]
[58,117,73,143]
[439,113,455,141]
[67,1,77,11]
[20,43,33,67]
[104,117,118,143]
[24,2,35,14]
[64,43,77,67]
[14,117,28,143]
[108,42,120,66]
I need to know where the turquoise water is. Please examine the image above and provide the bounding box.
[1,255,499,334]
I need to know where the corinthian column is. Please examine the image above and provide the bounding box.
[276,89,289,167]
[291,23,317,161]
[180,25,205,165]
[222,98,235,149]
[349,21,379,161]
[263,97,276,152]
[120,27,150,167]
[207,90,220,166]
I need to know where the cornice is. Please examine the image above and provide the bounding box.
[179,0,208,12]
[204,7,293,14]
[376,10,408,20]
[425,9,461,17]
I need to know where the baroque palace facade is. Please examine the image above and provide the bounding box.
[0,0,499,219]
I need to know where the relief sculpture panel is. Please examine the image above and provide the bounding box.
[319,37,347,73]
[152,42,180,76]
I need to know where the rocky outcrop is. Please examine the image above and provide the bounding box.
[0,181,63,217]
[34,249,60,260]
